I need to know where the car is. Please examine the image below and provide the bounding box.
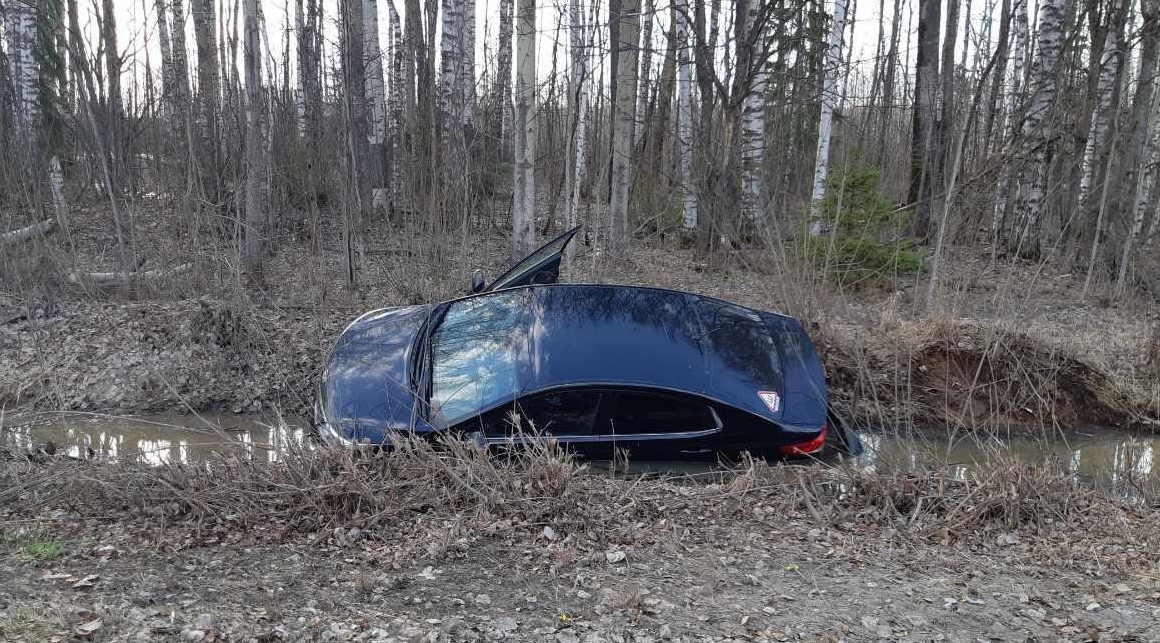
[315,227,861,461]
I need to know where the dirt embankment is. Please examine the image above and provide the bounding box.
[2,442,1159,642]
[2,294,1156,432]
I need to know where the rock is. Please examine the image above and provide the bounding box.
[474,594,492,605]
[182,629,205,641]
[193,614,213,630]
[495,617,518,633]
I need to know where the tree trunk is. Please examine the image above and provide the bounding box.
[192,0,221,202]
[635,0,654,153]
[387,0,404,209]
[1116,0,1160,294]
[677,0,696,231]
[991,0,1028,246]
[5,0,39,146]
[461,0,475,130]
[565,0,589,236]
[155,0,175,125]
[608,0,640,257]
[982,0,1012,157]
[808,0,849,235]
[512,0,536,260]
[738,0,768,229]
[364,0,387,203]
[908,0,941,240]
[242,0,262,278]
[440,0,465,137]
[1076,0,1125,221]
[495,0,514,161]
[1012,0,1066,256]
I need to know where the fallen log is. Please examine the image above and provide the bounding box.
[0,218,56,245]
[65,262,193,286]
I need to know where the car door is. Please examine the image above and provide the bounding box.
[600,390,724,460]
[471,389,615,459]
[485,226,582,292]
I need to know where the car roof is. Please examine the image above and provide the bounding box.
[434,283,801,423]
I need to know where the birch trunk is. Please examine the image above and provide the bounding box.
[991,0,1028,244]
[565,0,589,235]
[609,0,640,257]
[1013,0,1066,255]
[635,0,654,152]
[495,0,514,160]
[363,0,387,200]
[1076,2,1124,215]
[739,0,768,228]
[387,0,404,208]
[808,0,849,236]
[440,0,465,135]
[170,0,191,131]
[982,0,1011,156]
[512,0,536,260]
[462,0,475,129]
[242,0,262,277]
[5,0,38,143]
[676,0,696,230]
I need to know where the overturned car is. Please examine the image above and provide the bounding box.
[316,227,860,460]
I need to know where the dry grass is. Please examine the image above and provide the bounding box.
[2,435,1157,576]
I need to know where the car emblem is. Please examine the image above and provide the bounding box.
[757,391,780,413]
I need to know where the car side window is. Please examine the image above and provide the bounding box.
[605,392,717,435]
[487,390,603,437]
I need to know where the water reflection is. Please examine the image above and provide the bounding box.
[1,412,313,465]
[857,429,1158,490]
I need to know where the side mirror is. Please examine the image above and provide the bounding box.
[469,269,487,294]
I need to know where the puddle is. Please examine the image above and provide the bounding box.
[2,413,1157,493]
[1,412,313,464]
[857,427,1159,490]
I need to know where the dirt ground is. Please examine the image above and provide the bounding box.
[3,484,1160,643]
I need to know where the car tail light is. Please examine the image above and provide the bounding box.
[780,424,827,456]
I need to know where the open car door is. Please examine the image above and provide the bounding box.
[484,226,581,292]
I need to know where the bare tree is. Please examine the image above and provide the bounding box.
[511,0,535,259]
[565,0,590,236]
[242,0,262,277]
[908,0,941,239]
[192,0,221,202]
[609,0,640,257]
[808,0,849,235]
[676,0,696,231]
[738,0,768,228]
[364,0,387,207]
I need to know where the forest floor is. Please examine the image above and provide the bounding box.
[1,198,1157,431]
[2,442,1160,643]
[2,202,1160,642]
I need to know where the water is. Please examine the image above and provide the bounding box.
[2,413,1157,491]
[1,412,314,464]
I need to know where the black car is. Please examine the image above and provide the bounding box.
[315,227,860,460]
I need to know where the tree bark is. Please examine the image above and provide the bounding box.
[908,0,941,240]
[609,0,640,257]
[192,0,221,202]
[364,0,387,202]
[242,0,262,278]
[565,0,589,237]
[677,0,696,231]
[5,0,39,145]
[512,0,536,260]
[808,0,849,236]
[1012,0,1066,256]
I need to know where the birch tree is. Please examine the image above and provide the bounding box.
[738,0,768,228]
[565,0,589,234]
[609,0,640,257]
[808,0,849,236]
[676,0,696,231]
[512,0,535,259]
[992,0,1028,243]
[494,0,514,159]
[440,0,465,135]
[154,0,175,125]
[242,0,262,277]
[1076,1,1125,219]
[1012,0,1066,255]
[5,0,38,146]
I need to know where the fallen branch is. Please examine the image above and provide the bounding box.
[65,262,192,286]
[0,218,56,245]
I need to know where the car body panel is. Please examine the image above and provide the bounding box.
[485,226,581,292]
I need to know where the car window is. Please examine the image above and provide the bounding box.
[605,392,717,435]
[487,390,603,437]
[430,290,533,425]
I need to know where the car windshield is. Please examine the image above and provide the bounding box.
[428,289,534,425]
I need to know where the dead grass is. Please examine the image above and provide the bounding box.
[2,436,1157,575]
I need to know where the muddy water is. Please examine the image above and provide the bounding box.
[2,412,314,464]
[3,413,1158,489]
